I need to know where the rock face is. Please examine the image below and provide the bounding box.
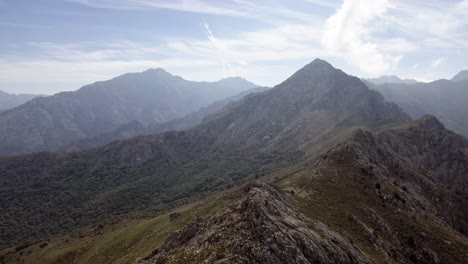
[138,182,372,264]
[0,70,256,155]
[329,115,468,234]
[372,116,468,198]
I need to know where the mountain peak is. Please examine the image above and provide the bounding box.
[280,59,344,87]
[451,70,468,82]
[303,58,335,71]
[414,115,445,130]
[143,68,174,76]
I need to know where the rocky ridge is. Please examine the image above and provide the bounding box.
[137,182,372,264]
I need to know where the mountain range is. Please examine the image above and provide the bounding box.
[1,59,467,264]
[366,75,419,85]
[0,59,468,264]
[0,91,42,112]
[0,69,256,155]
[367,78,468,137]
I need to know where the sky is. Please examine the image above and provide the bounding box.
[0,0,467,94]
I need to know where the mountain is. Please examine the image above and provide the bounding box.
[140,115,468,264]
[0,90,43,112]
[367,79,468,137]
[366,75,418,85]
[61,86,269,152]
[138,182,372,264]
[0,59,411,251]
[1,59,467,264]
[3,115,467,263]
[0,70,256,155]
[452,70,468,81]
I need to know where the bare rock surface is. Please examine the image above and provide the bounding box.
[138,182,372,264]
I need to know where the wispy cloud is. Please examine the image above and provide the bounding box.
[202,22,236,77]
[2,0,468,94]
[67,0,327,24]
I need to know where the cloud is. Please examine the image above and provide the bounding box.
[2,0,468,93]
[321,0,398,76]
[67,0,325,25]
[431,57,445,68]
[202,23,236,77]
[136,0,246,16]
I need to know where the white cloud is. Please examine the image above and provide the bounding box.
[431,57,445,68]
[322,0,398,76]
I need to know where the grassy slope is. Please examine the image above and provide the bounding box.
[3,152,467,263]
[3,121,467,264]
[0,191,232,264]
[0,123,365,263]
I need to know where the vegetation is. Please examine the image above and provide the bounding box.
[0,132,304,250]
[0,184,242,264]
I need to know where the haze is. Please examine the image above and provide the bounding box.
[1,0,467,94]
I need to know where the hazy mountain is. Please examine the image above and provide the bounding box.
[452,70,468,81]
[1,60,467,264]
[62,86,269,152]
[0,59,410,251]
[367,79,468,137]
[0,70,256,155]
[366,75,418,85]
[0,90,43,112]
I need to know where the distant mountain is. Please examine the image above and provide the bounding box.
[0,90,43,112]
[367,79,468,137]
[452,70,468,81]
[62,86,269,152]
[0,59,410,250]
[0,70,256,155]
[366,75,418,85]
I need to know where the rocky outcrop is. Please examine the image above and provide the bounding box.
[326,115,468,235]
[137,182,372,264]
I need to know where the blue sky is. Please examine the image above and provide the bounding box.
[1,0,467,94]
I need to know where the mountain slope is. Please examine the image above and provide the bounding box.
[0,90,42,112]
[277,115,468,263]
[0,59,410,250]
[452,70,468,81]
[5,114,467,263]
[368,79,468,137]
[202,59,409,152]
[0,70,256,155]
